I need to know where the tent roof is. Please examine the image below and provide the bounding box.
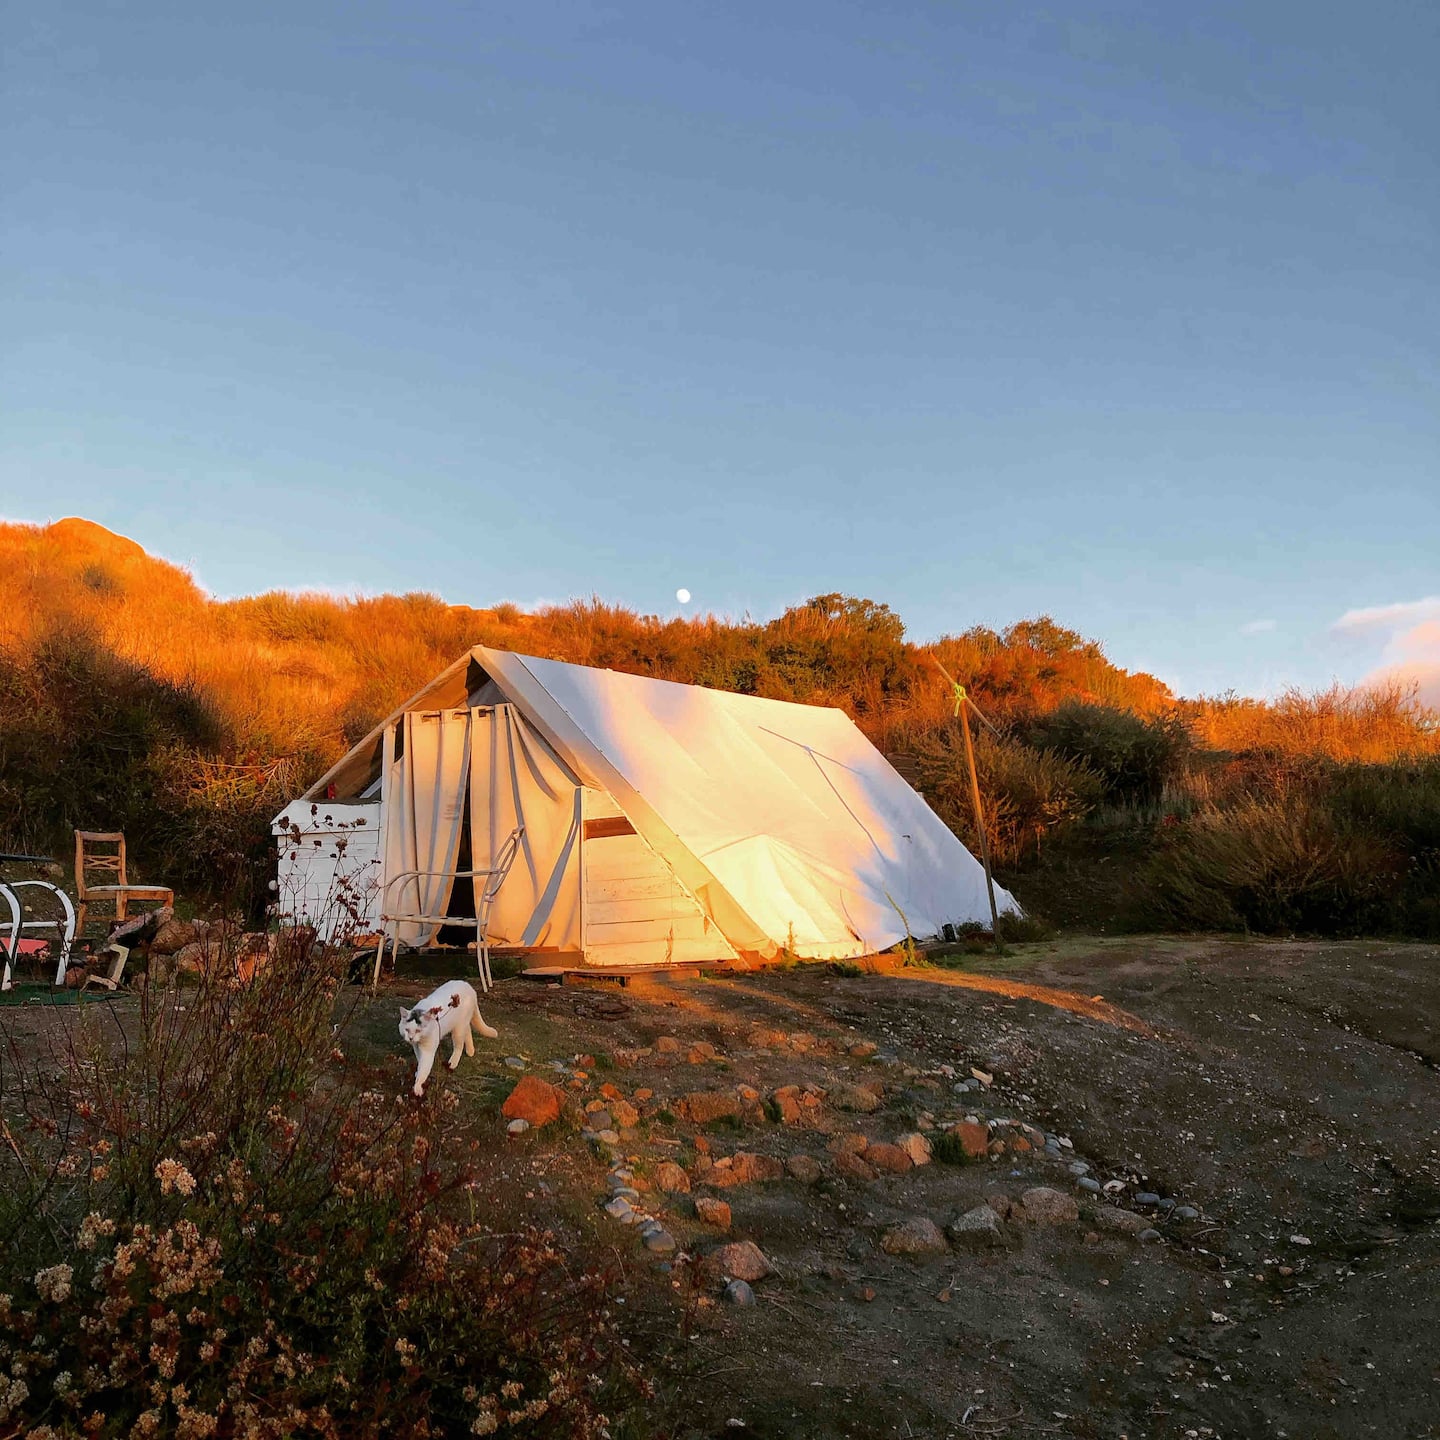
[300,647,1018,956]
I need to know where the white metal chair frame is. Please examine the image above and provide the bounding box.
[372,826,525,991]
[0,881,78,991]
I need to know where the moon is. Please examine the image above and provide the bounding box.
[675,588,691,604]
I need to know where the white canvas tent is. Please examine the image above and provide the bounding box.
[272,648,1019,966]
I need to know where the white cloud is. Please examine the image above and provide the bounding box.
[1239,618,1277,635]
[1334,600,1440,711]
[1331,596,1440,634]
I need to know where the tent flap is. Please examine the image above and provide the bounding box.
[470,705,582,950]
[382,710,472,945]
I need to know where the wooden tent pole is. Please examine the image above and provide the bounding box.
[926,655,1004,954]
[957,685,1004,953]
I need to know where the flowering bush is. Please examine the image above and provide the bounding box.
[0,936,634,1438]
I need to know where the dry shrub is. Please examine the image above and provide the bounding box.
[1189,684,1439,763]
[0,938,634,1438]
[908,725,1103,868]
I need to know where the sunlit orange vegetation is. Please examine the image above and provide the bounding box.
[5,517,1437,934]
[0,518,1176,766]
[1187,685,1439,763]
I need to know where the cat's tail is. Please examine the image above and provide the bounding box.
[472,1009,499,1040]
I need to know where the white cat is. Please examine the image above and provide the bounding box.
[398,980,498,1096]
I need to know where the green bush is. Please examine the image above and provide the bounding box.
[1025,702,1191,805]
[1137,799,1406,935]
[931,1131,976,1165]
[1326,758,1440,854]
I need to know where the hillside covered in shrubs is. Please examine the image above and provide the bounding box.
[2,517,1437,938]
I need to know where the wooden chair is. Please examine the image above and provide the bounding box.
[74,831,174,938]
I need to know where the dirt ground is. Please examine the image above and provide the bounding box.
[354,936,1440,1440]
[5,936,1436,1438]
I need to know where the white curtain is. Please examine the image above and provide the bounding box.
[382,709,473,945]
[470,705,582,951]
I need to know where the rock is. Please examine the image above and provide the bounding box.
[706,1152,784,1187]
[503,1056,527,1070]
[610,1100,640,1129]
[506,1118,530,1136]
[173,939,224,975]
[1068,1161,1090,1176]
[608,1185,640,1202]
[694,1197,731,1229]
[501,1076,563,1128]
[590,1129,621,1147]
[848,1040,878,1058]
[603,1196,635,1222]
[709,1240,773,1282]
[599,1082,623,1101]
[679,1091,744,1125]
[747,1027,790,1050]
[863,1142,914,1175]
[687,1040,718,1063]
[633,1087,653,1102]
[644,1228,677,1254]
[831,1152,878,1182]
[947,1205,1006,1251]
[584,1108,613,1132]
[151,917,204,955]
[1095,1207,1151,1236]
[831,1084,881,1114]
[986,1193,1016,1220]
[898,1132,933,1166]
[654,1161,691,1194]
[827,1132,870,1156]
[1174,1205,1200,1221]
[1138,1228,1163,1244]
[656,1036,681,1054]
[880,1217,948,1257]
[947,1121,990,1159]
[785,1154,823,1185]
[1019,1187,1079,1225]
[1134,1191,1161,1208]
[1077,1177,1102,1195]
[969,1066,993,1087]
[771,1084,822,1125]
[723,1279,755,1306]
[771,1088,803,1124]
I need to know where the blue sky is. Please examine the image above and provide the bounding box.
[3,1,1437,700]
